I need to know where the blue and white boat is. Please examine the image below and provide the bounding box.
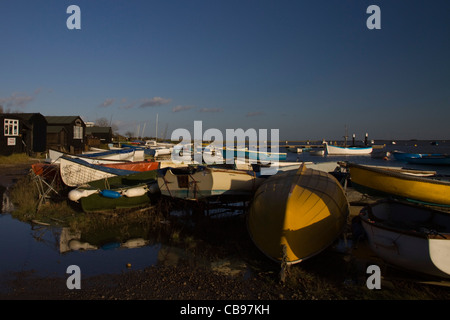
[324,142,372,155]
[47,149,133,164]
[392,151,449,165]
[60,156,138,187]
[82,148,138,161]
[406,154,450,166]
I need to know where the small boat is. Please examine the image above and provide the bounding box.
[59,156,137,187]
[157,166,266,200]
[222,147,287,162]
[47,149,130,164]
[286,146,302,153]
[247,164,349,264]
[344,162,450,206]
[360,199,450,279]
[391,151,443,162]
[82,148,140,161]
[234,160,340,174]
[309,149,325,156]
[144,140,175,149]
[154,148,172,158]
[324,142,372,155]
[406,154,450,166]
[101,160,159,172]
[68,170,158,213]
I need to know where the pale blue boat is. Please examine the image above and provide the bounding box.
[222,148,287,162]
[81,148,135,159]
[406,154,450,166]
[392,151,448,165]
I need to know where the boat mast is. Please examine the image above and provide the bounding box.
[155,113,158,142]
[141,122,146,139]
[344,125,348,147]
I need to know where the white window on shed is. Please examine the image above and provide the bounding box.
[4,119,19,136]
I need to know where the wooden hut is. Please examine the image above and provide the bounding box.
[8,113,47,155]
[0,114,30,156]
[46,125,68,152]
[86,126,113,146]
[45,116,86,154]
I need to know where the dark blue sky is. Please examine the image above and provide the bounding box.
[1,1,449,140]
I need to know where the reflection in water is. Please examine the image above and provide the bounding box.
[1,187,14,213]
[0,196,252,283]
[60,228,97,252]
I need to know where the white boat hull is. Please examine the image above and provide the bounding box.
[60,157,134,187]
[360,200,450,279]
[234,160,339,174]
[325,143,372,155]
[83,149,136,161]
[158,167,265,200]
[48,149,131,164]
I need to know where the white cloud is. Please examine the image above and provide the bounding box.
[139,97,171,108]
[99,98,115,108]
[172,105,195,112]
[0,90,41,109]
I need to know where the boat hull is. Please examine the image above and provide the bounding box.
[80,192,152,213]
[48,149,129,164]
[248,165,349,264]
[222,148,287,162]
[60,156,137,187]
[360,200,450,279]
[325,143,372,155]
[347,163,450,206]
[407,155,450,166]
[82,148,138,161]
[101,160,159,172]
[157,166,265,200]
[392,151,444,164]
[70,170,158,213]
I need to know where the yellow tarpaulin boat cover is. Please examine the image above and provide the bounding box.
[248,164,349,264]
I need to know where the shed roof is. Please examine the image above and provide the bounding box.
[45,116,84,125]
[8,113,47,124]
[46,125,67,133]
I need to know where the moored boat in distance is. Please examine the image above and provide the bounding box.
[324,142,372,155]
[222,147,287,162]
[360,199,450,279]
[391,150,444,163]
[247,164,349,264]
[309,148,325,156]
[406,154,450,166]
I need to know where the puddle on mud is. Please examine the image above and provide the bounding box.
[0,193,259,294]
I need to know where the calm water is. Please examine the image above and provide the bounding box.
[1,139,450,289]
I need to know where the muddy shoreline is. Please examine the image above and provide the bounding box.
[1,162,450,302]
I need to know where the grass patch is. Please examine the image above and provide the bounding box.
[8,173,78,224]
[9,174,40,219]
[0,153,33,164]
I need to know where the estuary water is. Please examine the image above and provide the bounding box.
[1,139,450,289]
